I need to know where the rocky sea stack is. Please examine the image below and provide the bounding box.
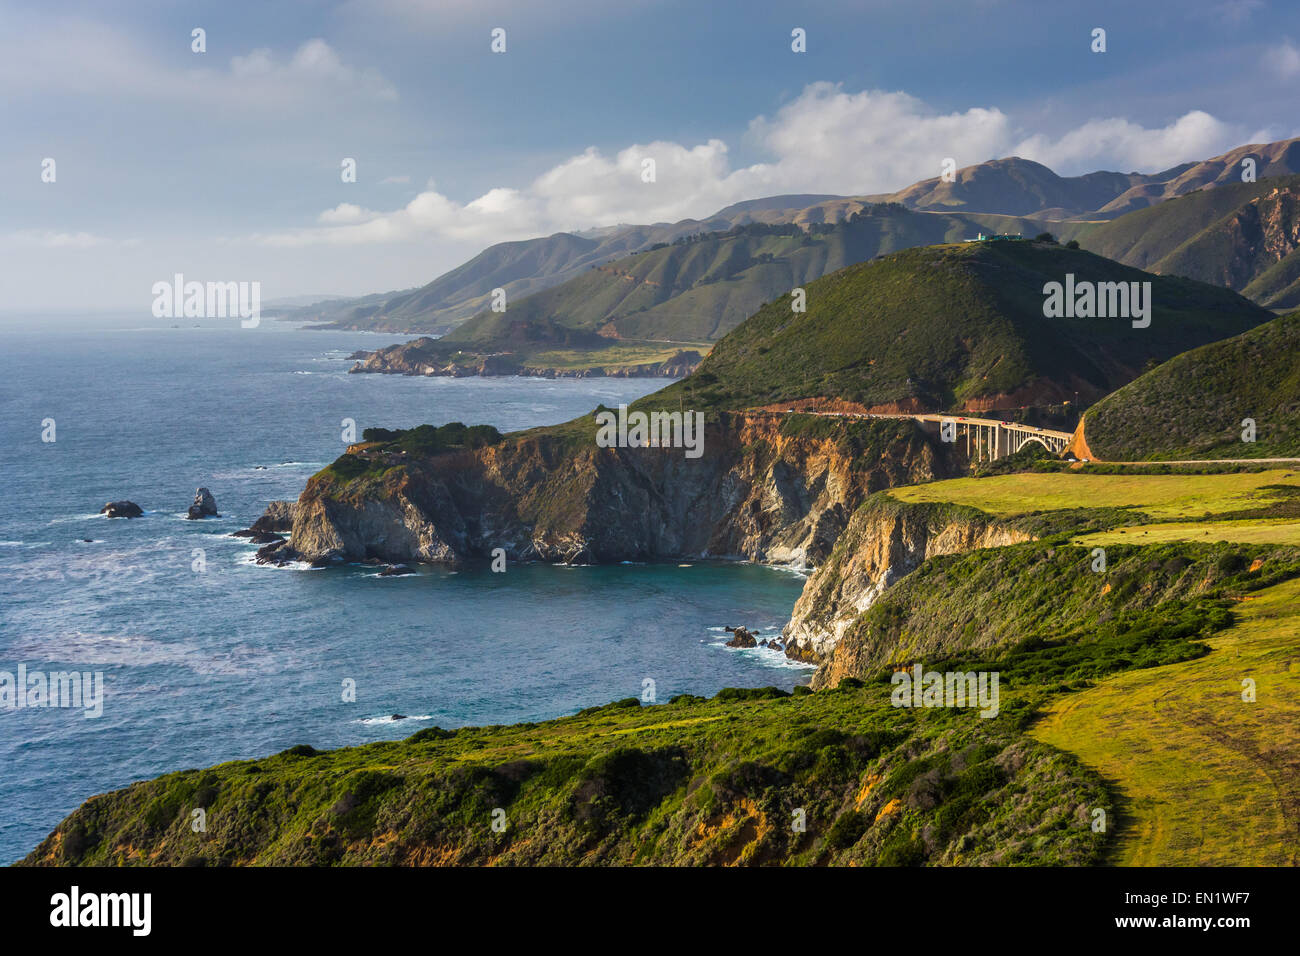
[186,487,219,520]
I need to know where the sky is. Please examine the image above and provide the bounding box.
[4,0,1300,312]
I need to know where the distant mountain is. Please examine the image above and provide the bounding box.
[358,208,1048,374]
[1075,175,1300,310]
[1076,312,1300,460]
[285,211,826,334]
[863,137,1300,220]
[642,240,1272,416]
[290,137,1300,335]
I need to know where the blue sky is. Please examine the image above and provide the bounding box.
[4,0,1300,311]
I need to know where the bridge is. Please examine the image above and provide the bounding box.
[781,410,1074,461]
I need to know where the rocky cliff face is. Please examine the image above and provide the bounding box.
[285,414,947,568]
[1216,186,1300,290]
[782,496,1033,670]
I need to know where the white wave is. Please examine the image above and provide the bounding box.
[48,513,109,524]
[234,552,321,572]
[357,714,436,725]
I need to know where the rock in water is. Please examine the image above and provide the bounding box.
[378,563,415,577]
[254,538,296,566]
[100,501,143,519]
[233,500,298,538]
[186,487,219,520]
[724,626,758,648]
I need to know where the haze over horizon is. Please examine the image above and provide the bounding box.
[5,0,1300,312]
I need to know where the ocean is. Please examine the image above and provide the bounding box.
[0,315,809,863]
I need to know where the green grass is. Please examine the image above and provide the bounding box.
[1032,575,1300,865]
[638,240,1268,415]
[891,469,1300,521]
[1082,312,1300,460]
[1076,519,1300,548]
[523,341,709,371]
[26,680,1111,868]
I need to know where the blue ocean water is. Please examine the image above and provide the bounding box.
[0,316,809,863]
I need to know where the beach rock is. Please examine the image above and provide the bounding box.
[254,538,297,566]
[378,563,414,577]
[725,626,758,648]
[249,500,297,534]
[100,501,143,519]
[390,713,407,721]
[186,487,219,520]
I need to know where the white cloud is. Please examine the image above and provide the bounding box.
[318,203,378,224]
[250,83,1250,248]
[1265,39,1300,78]
[1013,111,1239,173]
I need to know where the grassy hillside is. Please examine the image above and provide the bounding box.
[640,240,1270,414]
[836,470,1300,865]
[1080,312,1300,459]
[1033,575,1300,865]
[440,210,1041,349]
[26,678,1110,867]
[1077,176,1300,309]
[27,469,1300,866]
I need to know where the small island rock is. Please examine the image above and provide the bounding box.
[100,501,143,519]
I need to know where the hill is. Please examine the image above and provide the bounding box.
[1076,176,1300,310]
[1077,311,1300,460]
[283,219,744,333]
[642,239,1272,415]
[347,209,1044,374]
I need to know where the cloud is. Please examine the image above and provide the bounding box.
[1013,111,1239,173]
[250,83,1249,248]
[317,203,378,224]
[1211,0,1265,25]
[230,38,396,100]
[1265,39,1300,78]
[0,231,136,249]
[739,84,1013,197]
[0,22,395,105]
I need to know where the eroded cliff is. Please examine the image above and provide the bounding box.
[283,413,949,569]
[783,496,1034,665]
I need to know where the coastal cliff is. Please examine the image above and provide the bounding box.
[782,497,1034,665]
[281,413,949,568]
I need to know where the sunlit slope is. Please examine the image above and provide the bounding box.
[1080,312,1300,460]
[1032,576,1300,865]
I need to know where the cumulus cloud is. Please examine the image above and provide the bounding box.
[252,83,1248,248]
[317,203,378,224]
[1013,111,1239,173]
